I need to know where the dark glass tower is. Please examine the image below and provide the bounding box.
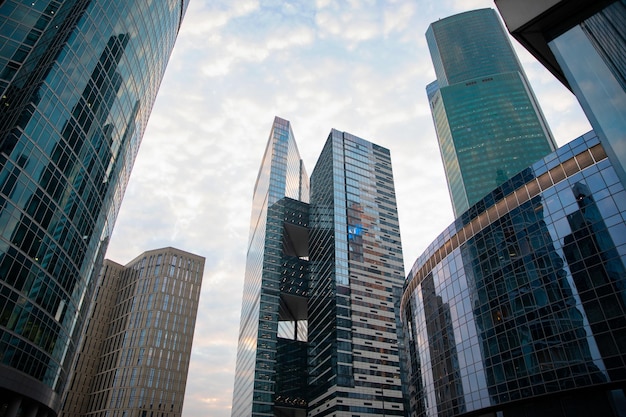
[426,8,557,217]
[231,117,310,417]
[0,2,188,416]
[231,118,407,416]
[307,129,406,416]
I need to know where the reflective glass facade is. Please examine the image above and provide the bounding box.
[402,131,626,417]
[0,1,187,415]
[426,8,556,217]
[231,117,310,417]
[308,130,406,416]
[548,0,626,189]
[232,119,407,416]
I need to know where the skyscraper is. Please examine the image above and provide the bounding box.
[231,117,310,417]
[426,8,557,217]
[0,2,188,416]
[231,117,406,416]
[61,247,204,417]
[401,131,626,417]
[495,0,626,189]
[307,129,406,416]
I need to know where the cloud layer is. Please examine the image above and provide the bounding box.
[105,1,591,416]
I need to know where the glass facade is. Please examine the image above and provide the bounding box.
[232,119,407,416]
[548,0,626,189]
[426,8,521,88]
[231,117,310,417]
[402,131,626,417]
[308,130,406,416]
[426,8,556,217]
[0,1,187,415]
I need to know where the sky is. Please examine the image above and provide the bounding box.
[104,1,592,416]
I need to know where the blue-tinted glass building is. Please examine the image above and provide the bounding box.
[231,118,407,416]
[0,2,187,416]
[495,0,626,193]
[402,131,626,417]
[426,8,557,217]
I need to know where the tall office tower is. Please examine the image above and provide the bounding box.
[231,118,406,416]
[61,247,204,417]
[307,129,406,416]
[426,8,557,217]
[0,2,188,416]
[231,117,310,417]
[495,0,626,189]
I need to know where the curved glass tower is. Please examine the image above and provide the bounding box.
[426,8,557,217]
[0,1,188,415]
[402,131,626,417]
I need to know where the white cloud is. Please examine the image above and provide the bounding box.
[266,25,315,49]
[194,19,315,77]
[315,1,381,43]
[383,1,418,36]
[315,0,334,8]
[182,0,260,35]
[200,38,270,77]
[447,0,494,12]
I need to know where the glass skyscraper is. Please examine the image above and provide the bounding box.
[0,2,188,416]
[426,8,556,217]
[231,117,310,417]
[402,131,626,417]
[495,0,626,190]
[231,118,406,416]
[307,129,405,416]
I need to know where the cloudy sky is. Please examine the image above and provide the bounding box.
[104,0,591,415]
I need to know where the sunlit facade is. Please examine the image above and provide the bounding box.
[231,118,406,416]
[426,8,556,217]
[61,247,204,417]
[0,1,188,416]
[402,131,626,417]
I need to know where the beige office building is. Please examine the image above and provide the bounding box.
[61,247,204,417]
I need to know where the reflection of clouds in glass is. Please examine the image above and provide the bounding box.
[403,133,626,416]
